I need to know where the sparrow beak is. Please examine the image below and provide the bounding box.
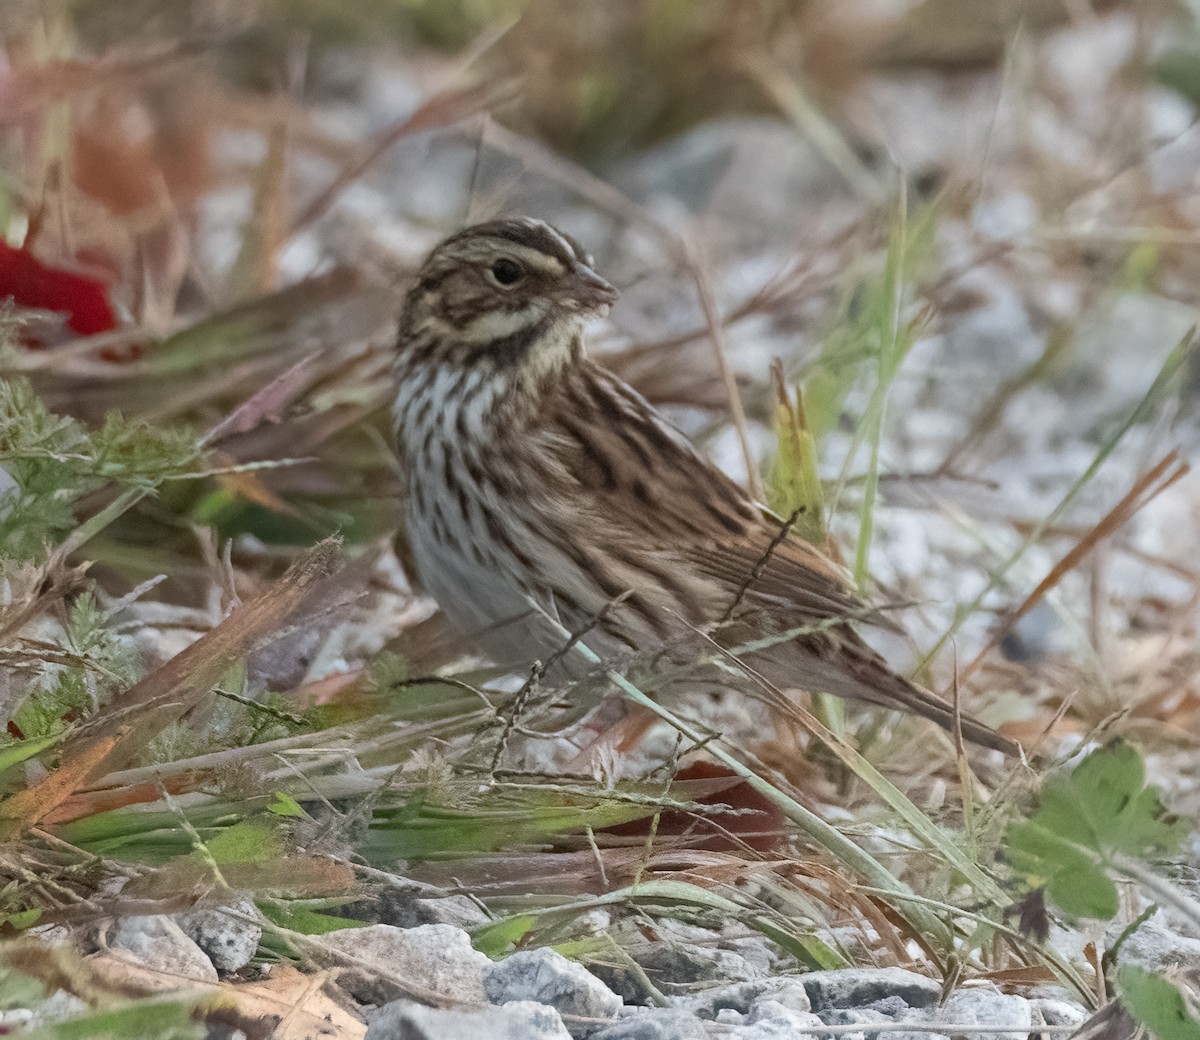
[570,265,619,310]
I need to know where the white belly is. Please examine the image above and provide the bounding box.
[395,361,630,671]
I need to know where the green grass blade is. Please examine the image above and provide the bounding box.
[560,632,955,947]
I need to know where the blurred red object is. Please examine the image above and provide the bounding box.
[0,239,118,339]
[602,761,785,853]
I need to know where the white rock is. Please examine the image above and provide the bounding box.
[485,948,622,1036]
[321,923,490,1005]
[925,988,1032,1040]
[1032,996,1088,1026]
[742,999,827,1038]
[175,897,261,975]
[110,915,218,984]
[589,1007,707,1040]
[367,999,572,1040]
[1105,912,1200,974]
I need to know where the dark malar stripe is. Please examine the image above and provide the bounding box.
[460,317,551,368]
[396,334,439,370]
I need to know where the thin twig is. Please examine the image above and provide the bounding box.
[957,451,1188,685]
[488,591,634,776]
[719,508,803,623]
[687,239,764,501]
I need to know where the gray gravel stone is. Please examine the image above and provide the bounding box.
[321,923,490,1006]
[673,977,813,1019]
[813,987,1032,1040]
[801,967,941,1010]
[1031,996,1088,1027]
[741,999,827,1037]
[407,895,490,930]
[109,915,218,984]
[720,936,778,976]
[941,267,1043,378]
[367,998,572,1040]
[0,1009,34,1031]
[175,897,261,974]
[862,995,914,1018]
[817,1005,902,1032]
[638,942,759,989]
[592,938,760,1001]
[0,989,88,1032]
[1106,911,1200,974]
[590,1007,707,1039]
[374,883,490,930]
[485,948,622,1036]
[1066,293,1200,425]
[931,989,1032,1040]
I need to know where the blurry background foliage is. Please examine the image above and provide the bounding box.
[52,0,1178,163]
[57,0,847,160]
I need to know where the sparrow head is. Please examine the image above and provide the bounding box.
[401,217,617,354]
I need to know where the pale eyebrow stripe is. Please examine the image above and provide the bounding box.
[476,240,568,275]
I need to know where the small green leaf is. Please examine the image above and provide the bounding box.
[1031,776,1100,848]
[266,792,308,819]
[749,918,845,970]
[1075,741,1143,820]
[0,733,64,778]
[1045,861,1118,921]
[767,381,826,545]
[369,651,410,691]
[1004,742,1185,923]
[260,902,366,936]
[472,914,538,957]
[1118,965,1200,1040]
[0,907,43,931]
[204,819,281,866]
[1005,819,1083,878]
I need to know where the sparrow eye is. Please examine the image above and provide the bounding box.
[490,258,524,286]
